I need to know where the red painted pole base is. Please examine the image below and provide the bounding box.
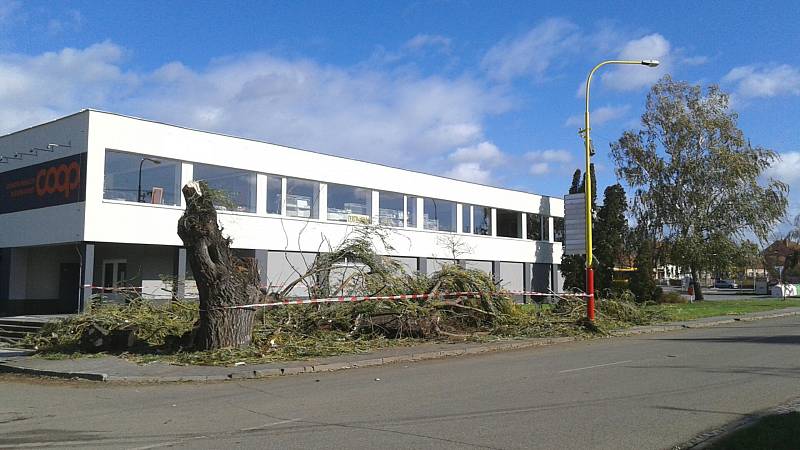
[587,267,595,322]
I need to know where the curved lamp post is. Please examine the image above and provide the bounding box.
[137,157,162,203]
[583,59,659,322]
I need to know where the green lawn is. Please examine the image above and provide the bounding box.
[708,412,800,450]
[650,299,800,321]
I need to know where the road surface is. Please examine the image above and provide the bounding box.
[1,315,799,449]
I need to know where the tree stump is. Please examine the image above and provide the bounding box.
[177,181,259,350]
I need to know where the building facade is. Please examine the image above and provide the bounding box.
[0,110,564,316]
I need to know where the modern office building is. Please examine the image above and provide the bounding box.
[0,110,564,315]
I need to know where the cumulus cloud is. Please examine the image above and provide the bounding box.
[564,104,630,128]
[482,18,580,82]
[723,64,800,99]
[444,162,492,184]
[0,41,137,132]
[766,151,800,184]
[0,42,512,178]
[600,33,671,91]
[443,141,506,183]
[524,149,573,175]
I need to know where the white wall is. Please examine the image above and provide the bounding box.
[81,110,563,264]
[0,112,89,247]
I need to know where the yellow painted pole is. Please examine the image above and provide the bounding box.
[583,59,659,321]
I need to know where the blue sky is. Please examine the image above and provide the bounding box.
[1,0,799,228]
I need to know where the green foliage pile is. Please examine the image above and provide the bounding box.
[23,299,198,352]
[23,255,664,365]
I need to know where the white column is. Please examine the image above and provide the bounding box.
[548,217,555,242]
[179,163,193,207]
[371,190,380,225]
[256,174,268,216]
[280,177,288,216]
[318,183,327,221]
[521,213,527,240]
[491,208,497,237]
[456,204,463,233]
[416,197,424,229]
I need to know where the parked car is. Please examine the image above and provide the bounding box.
[714,279,739,289]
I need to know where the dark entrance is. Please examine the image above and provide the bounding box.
[59,263,81,313]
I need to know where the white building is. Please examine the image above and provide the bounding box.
[0,110,565,315]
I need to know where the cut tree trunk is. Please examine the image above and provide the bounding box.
[691,266,704,301]
[177,181,260,350]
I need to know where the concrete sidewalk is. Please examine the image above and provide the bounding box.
[2,306,799,383]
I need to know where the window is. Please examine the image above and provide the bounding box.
[379,192,404,227]
[553,217,564,242]
[327,183,371,223]
[266,176,282,215]
[286,178,319,219]
[423,198,456,232]
[526,213,543,241]
[496,209,522,238]
[407,196,418,228]
[103,150,181,205]
[193,164,256,213]
[462,205,471,233]
[473,206,491,235]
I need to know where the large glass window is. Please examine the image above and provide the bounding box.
[407,196,418,228]
[462,205,471,233]
[193,164,256,213]
[266,176,282,215]
[379,192,404,227]
[553,217,564,242]
[526,213,543,241]
[286,178,319,219]
[423,198,456,232]
[473,206,491,235]
[103,150,181,205]
[327,183,371,223]
[496,209,522,238]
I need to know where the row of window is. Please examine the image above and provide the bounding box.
[102,150,565,241]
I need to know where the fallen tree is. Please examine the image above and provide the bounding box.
[177,181,260,350]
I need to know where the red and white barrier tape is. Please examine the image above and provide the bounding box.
[227,290,589,309]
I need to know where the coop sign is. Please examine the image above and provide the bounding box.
[0,153,87,214]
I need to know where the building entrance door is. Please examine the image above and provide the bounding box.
[102,259,128,301]
[58,263,81,313]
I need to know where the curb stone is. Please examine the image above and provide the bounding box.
[2,308,799,383]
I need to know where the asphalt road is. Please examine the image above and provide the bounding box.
[2,316,799,450]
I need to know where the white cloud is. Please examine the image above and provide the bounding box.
[564,104,630,128]
[529,163,550,175]
[767,151,800,184]
[404,34,451,51]
[0,42,510,175]
[600,33,671,92]
[523,149,573,175]
[722,64,800,99]
[448,141,503,165]
[482,18,579,82]
[443,141,506,183]
[0,41,137,132]
[444,162,491,184]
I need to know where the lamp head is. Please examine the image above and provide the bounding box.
[641,59,660,68]
[144,157,162,165]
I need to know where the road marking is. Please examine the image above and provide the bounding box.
[558,360,633,373]
[240,418,302,431]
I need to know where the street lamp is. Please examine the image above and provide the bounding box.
[582,59,660,322]
[137,157,162,203]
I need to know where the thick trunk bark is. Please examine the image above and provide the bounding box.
[177,182,259,350]
[691,266,704,301]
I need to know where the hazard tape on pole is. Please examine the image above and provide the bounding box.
[226,290,590,309]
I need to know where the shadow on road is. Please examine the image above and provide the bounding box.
[658,335,800,345]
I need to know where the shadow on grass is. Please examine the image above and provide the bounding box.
[708,412,800,450]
